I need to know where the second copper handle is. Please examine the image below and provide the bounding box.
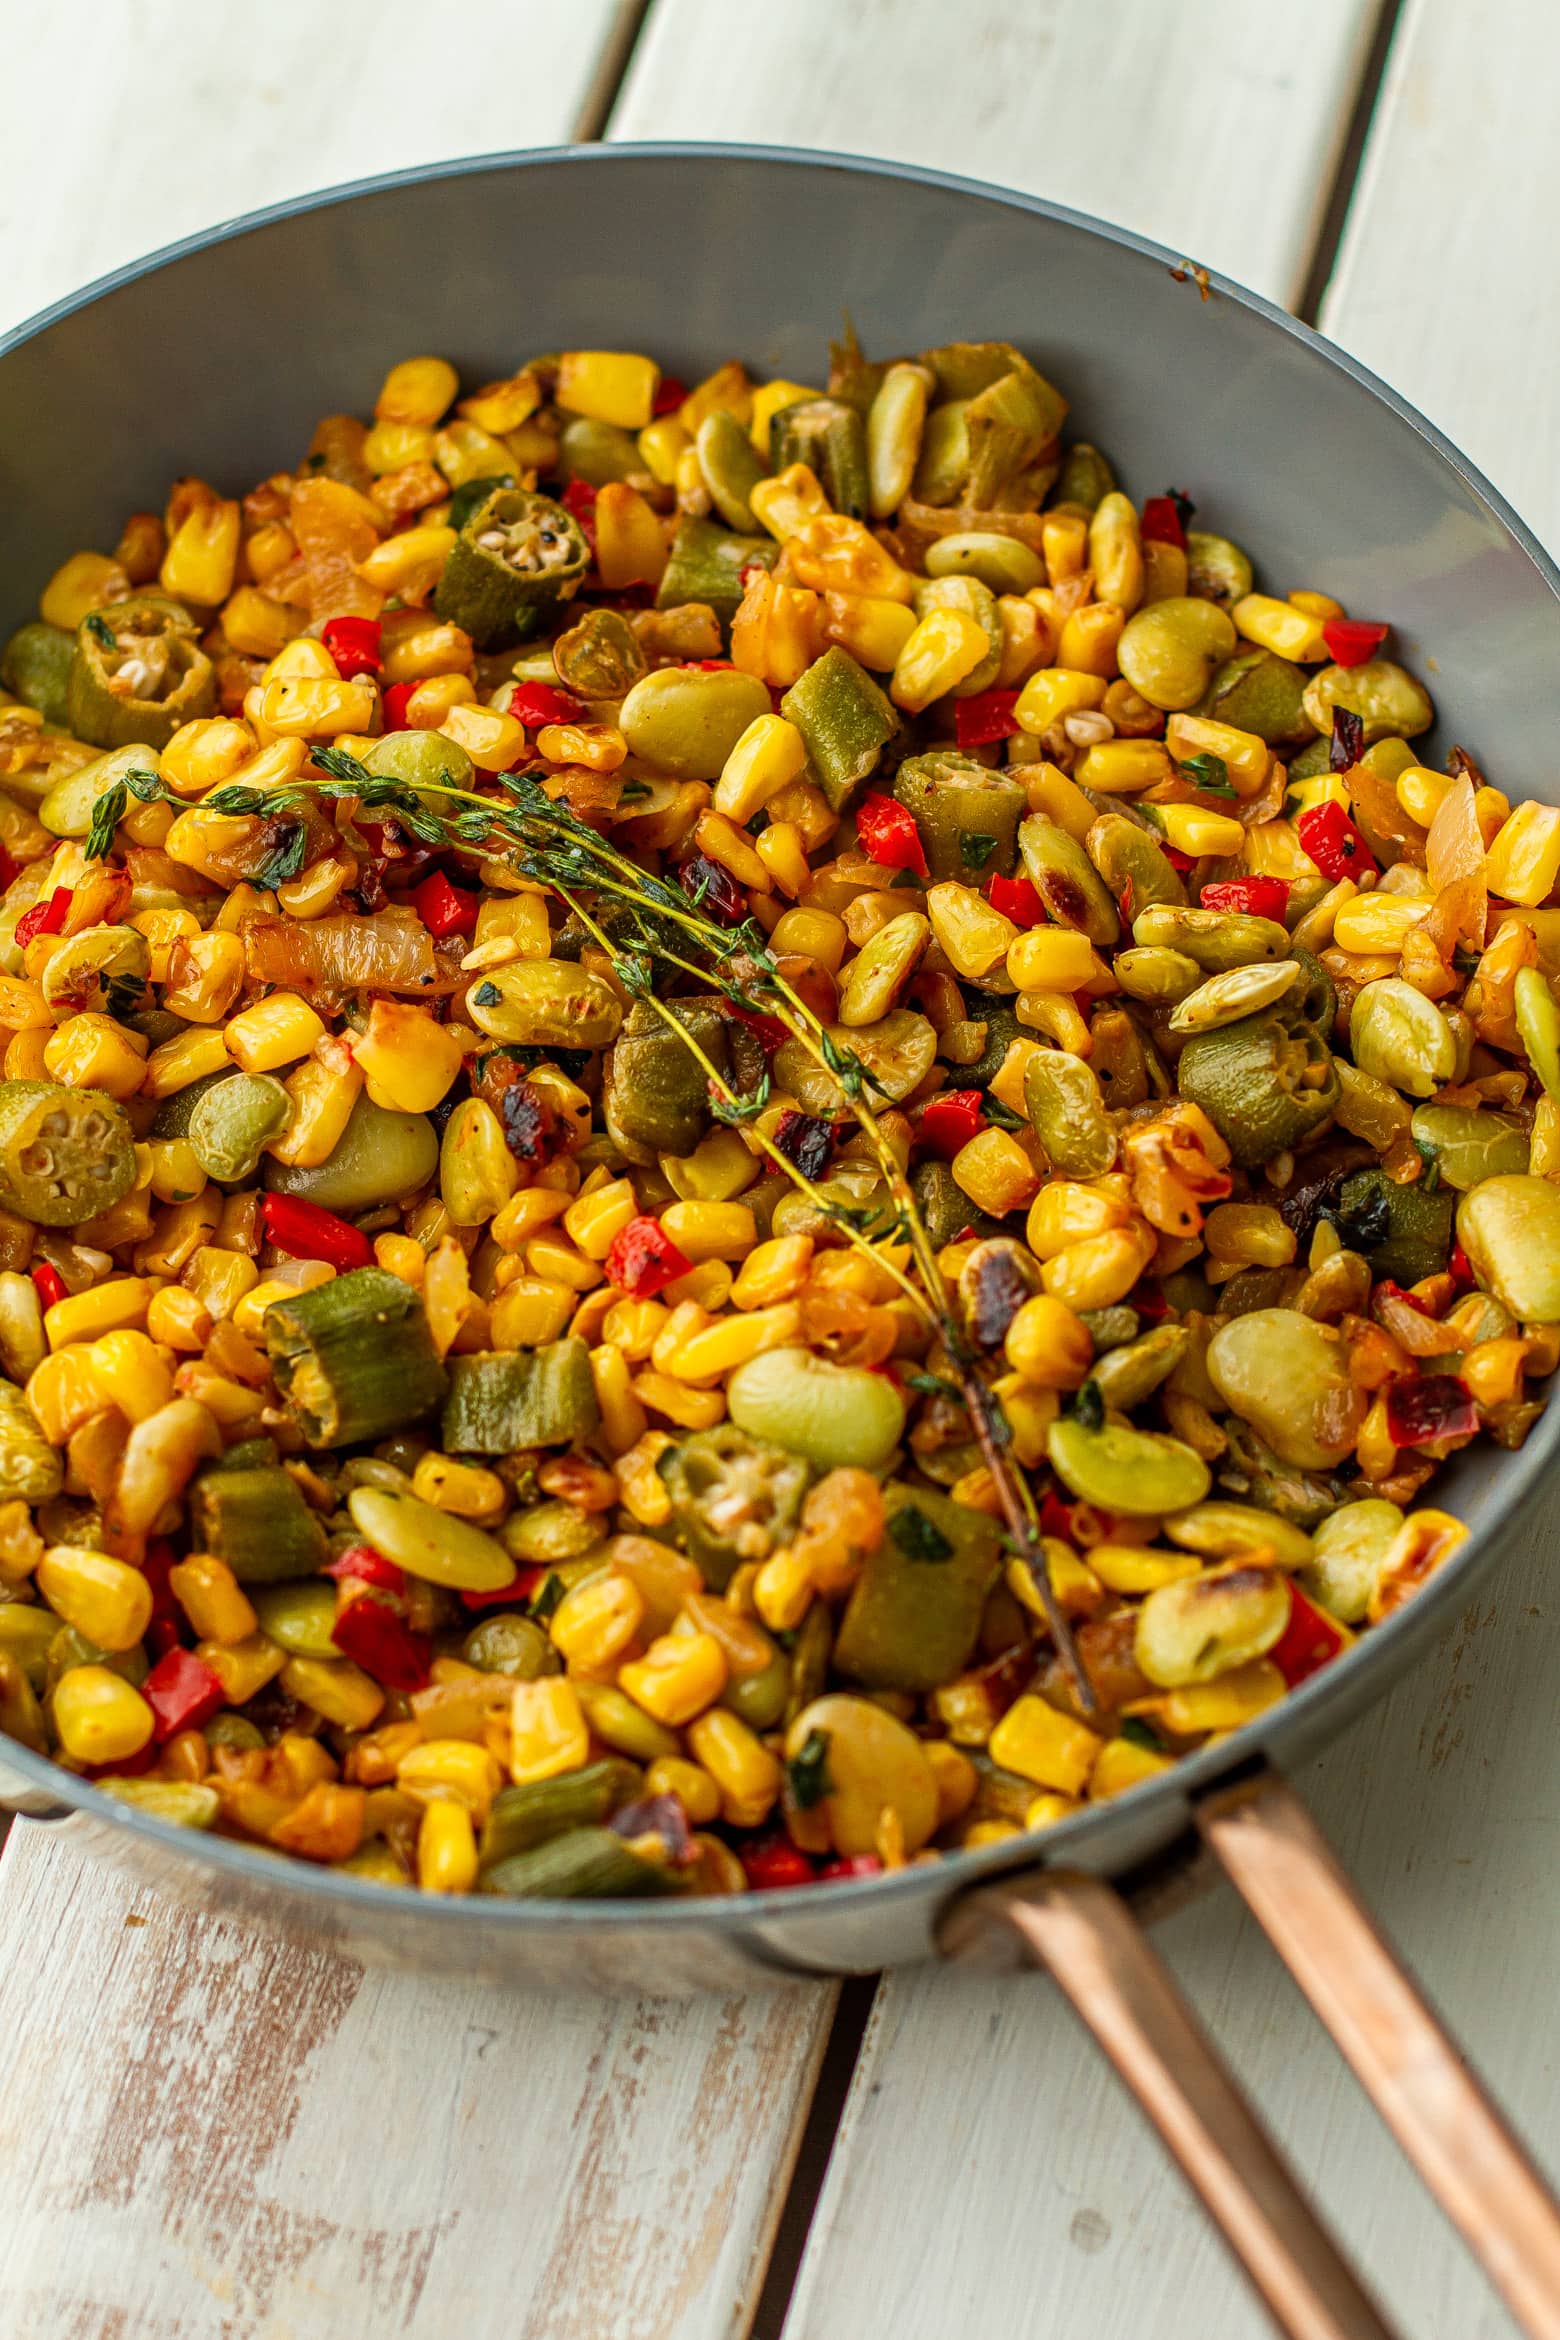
[1201,1772,1560,2340]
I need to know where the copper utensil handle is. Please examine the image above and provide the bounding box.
[1200,1770,1560,2340]
[945,1866,1401,2340]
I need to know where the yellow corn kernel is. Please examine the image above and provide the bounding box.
[641,1755,719,1826]
[433,700,524,773]
[160,497,241,606]
[989,1693,1102,1796]
[753,821,810,899]
[1021,1793,1077,1831]
[1091,1736,1176,1798]
[926,882,1016,980]
[586,1343,646,1457]
[593,481,667,592]
[1134,1659,1288,1737]
[1287,588,1342,619]
[685,1708,783,1829]
[1484,801,1560,906]
[550,1573,647,1675]
[433,419,514,491]
[1006,926,1097,991]
[264,636,339,684]
[397,1738,503,1820]
[981,1039,1039,1125]
[221,584,301,661]
[169,1553,257,1644]
[137,1191,221,1278]
[351,1000,463,1114]
[1164,713,1271,794]
[36,1545,153,1653]
[952,1128,1041,1217]
[556,350,659,431]
[1089,1544,1201,1598]
[199,1633,286,1703]
[562,1177,638,1264]
[277,855,353,921]
[85,1329,173,1424]
[522,1225,597,1290]
[1018,988,1091,1050]
[1395,765,1454,828]
[252,675,378,739]
[746,377,818,454]
[1331,894,1432,957]
[634,414,691,486]
[43,1013,146,1100]
[182,1245,259,1322]
[1231,592,1328,662]
[363,418,437,474]
[41,551,129,631]
[1026,1180,1132,1260]
[660,1127,759,1207]
[376,356,458,427]
[491,1187,571,1251]
[731,1234,814,1310]
[618,1628,727,1726]
[822,591,919,672]
[268,1043,362,1168]
[44,1278,150,1350]
[1055,601,1125,676]
[280,1654,386,1731]
[127,909,197,989]
[695,806,772,892]
[1002,1293,1093,1389]
[23,1347,98,1445]
[161,930,246,1025]
[659,1200,756,1263]
[146,1283,213,1352]
[232,1263,334,1340]
[1039,1224,1156,1312]
[223,991,325,1075]
[160,717,258,800]
[1014,667,1108,737]
[630,1369,725,1430]
[890,607,990,713]
[1073,739,1172,795]
[510,1676,590,1785]
[666,1304,803,1386]
[1155,802,1246,857]
[415,1797,478,1893]
[52,1664,155,1764]
[488,1279,575,1356]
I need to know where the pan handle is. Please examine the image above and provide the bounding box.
[1199,1769,1560,2340]
[941,1863,1402,2340]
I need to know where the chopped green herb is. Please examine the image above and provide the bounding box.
[528,1571,565,1624]
[786,1728,834,1810]
[888,1504,954,1563]
[253,821,308,890]
[960,831,999,870]
[905,1370,963,1403]
[448,473,515,530]
[1068,1379,1105,1432]
[1181,752,1236,797]
[84,780,127,863]
[1119,1715,1164,1753]
[83,613,116,649]
[472,980,503,1007]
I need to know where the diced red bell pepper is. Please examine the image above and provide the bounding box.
[651,374,687,416]
[381,681,418,732]
[986,872,1045,927]
[1385,1373,1479,1452]
[321,614,383,678]
[722,999,790,1053]
[330,1588,433,1692]
[561,477,597,549]
[855,791,928,877]
[683,658,736,672]
[740,1842,816,1890]
[1449,1244,1476,1293]
[918,1091,985,1160]
[142,1646,227,1741]
[606,1213,694,1299]
[1162,846,1196,875]
[1038,1490,1080,1542]
[509,681,583,728]
[1200,876,1291,920]
[459,1563,545,1614]
[1374,1278,1432,1315]
[15,886,71,949]
[410,868,480,939]
[1321,617,1388,667]
[31,1261,67,1311]
[819,1854,884,1881]
[1296,798,1379,882]
[322,1544,406,1595]
[1140,495,1188,550]
[1269,1582,1348,1688]
[0,846,17,894]
[261,1192,374,1272]
[955,688,1022,750]
[142,1535,185,1658]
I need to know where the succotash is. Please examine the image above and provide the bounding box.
[0,334,1549,1904]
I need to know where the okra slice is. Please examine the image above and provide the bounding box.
[0,620,74,727]
[66,597,215,750]
[480,1825,677,1900]
[187,1463,329,1582]
[769,397,869,519]
[479,1759,645,1871]
[602,997,732,1162]
[655,515,775,630]
[832,1484,1004,1695]
[781,647,899,810]
[659,1423,812,1591]
[440,1338,599,1455]
[893,750,1025,883]
[265,1267,449,1449]
[0,1079,137,1226]
[431,487,588,647]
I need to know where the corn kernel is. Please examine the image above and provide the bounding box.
[223,992,326,1075]
[822,591,919,671]
[281,1654,386,1731]
[1090,1542,1202,1594]
[666,1303,803,1385]
[1231,592,1328,662]
[397,1738,503,1819]
[1039,1224,1156,1311]
[1164,713,1271,794]
[556,350,659,432]
[591,1342,649,1454]
[376,356,458,428]
[1005,927,1096,991]
[44,1278,150,1349]
[53,1665,154,1764]
[563,1177,639,1263]
[1014,667,1107,736]
[510,1676,589,1784]
[890,607,990,713]
[183,1247,258,1322]
[144,1027,232,1099]
[85,1328,173,1423]
[926,882,1016,980]
[352,1000,463,1113]
[1155,802,1247,857]
[439,700,526,772]
[1026,1181,1132,1260]
[254,676,378,739]
[618,1629,727,1726]
[161,718,259,799]
[169,1553,256,1645]
[1002,1293,1093,1388]
[989,1693,1102,1795]
[643,1755,721,1825]
[199,1633,286,1703]
[41,551,129,632]
[659,1200,756,1263]
[685,1708,783,1828]
[145,1284,213,1352]
[161,499,241,607]
[550,1573,646,1674]
[1091,1736,1176,1798]
[44,1013,146,1100]
[731,1234,814,1310]
[1484,801,1560,906]
[36,1545,153,1653]
[952,1127,1041,1216]
[415,1798,479,1893]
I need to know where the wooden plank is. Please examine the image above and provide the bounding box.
[0,1823,834,2340]
[608,0,1386,304]
[0,0,628,338]
[785,1525,1559,2340]
[1321,0,1560,544]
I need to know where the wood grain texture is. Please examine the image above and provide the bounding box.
[609,0,1385,304]
[0,0,626,338]
[0,1823,833,2340]
[785,1531,1559,2340]
[1321,0,1560,544]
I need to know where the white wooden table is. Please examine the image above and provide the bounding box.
[0,4,1556,2334]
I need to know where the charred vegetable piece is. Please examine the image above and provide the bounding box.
[770,397,870,520]
[480,1825,676,1900]
[432,488,589,646]
[479,1760,644,1870]
[656,515,775,629]
[67,597,215,749]
[1,621,74,725]
[187,1463,329,1582]
[265,1267,449,1448]
[603,998,733,1162]
[0,1080,137,1226]
[892,749,1025,882]
[781,647,899,810]
[1178,1005,1340,1168]
[1333,1168,1455,1285]
[441,1339,599,1454]
[832,1484,1004,1694]
[660,1424,812,1590]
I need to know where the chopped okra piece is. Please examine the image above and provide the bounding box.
[432,487,589,646]
[265,1267,449,1448]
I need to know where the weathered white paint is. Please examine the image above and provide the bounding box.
[0,0,628,337]
[610,0,1386,305]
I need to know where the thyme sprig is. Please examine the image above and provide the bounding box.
[136,745,1086,1696]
